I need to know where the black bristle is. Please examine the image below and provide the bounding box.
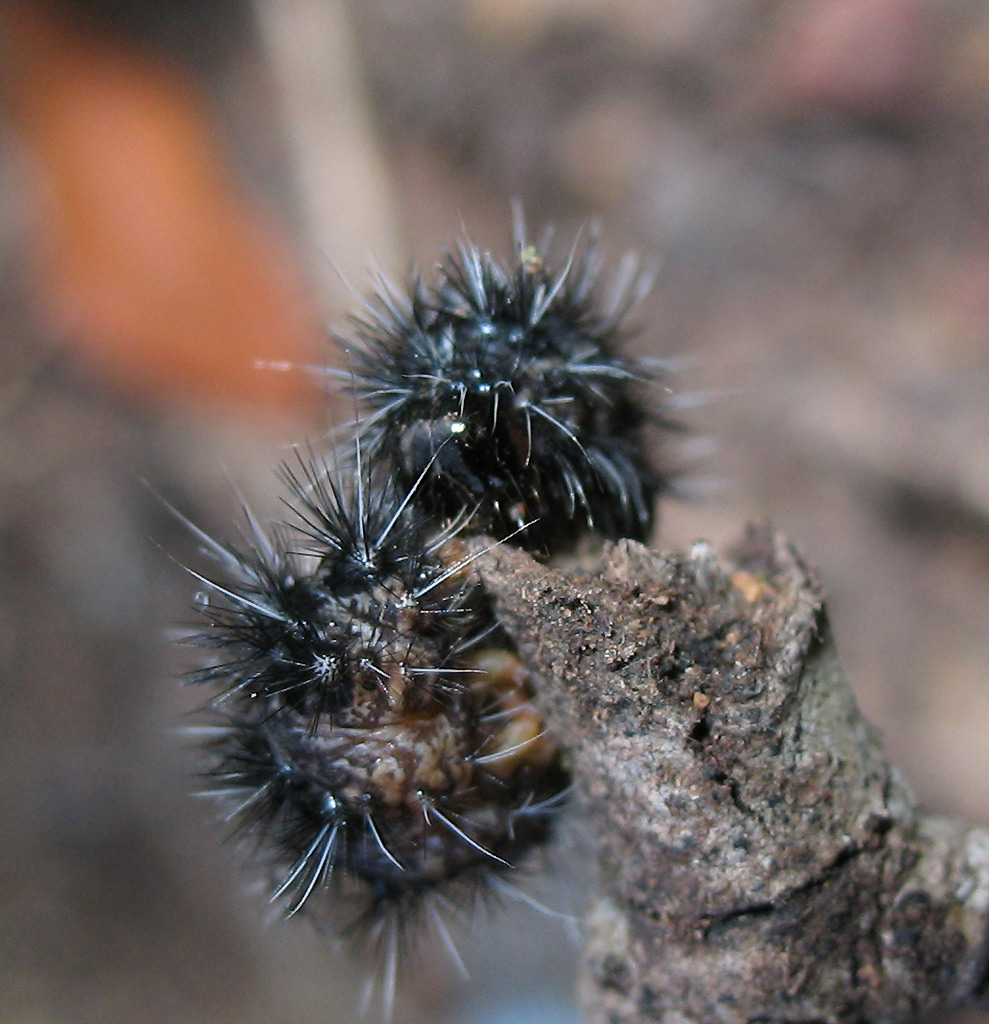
[343,220,667,555]
[176,214,675,1013]
[183,449,570,946]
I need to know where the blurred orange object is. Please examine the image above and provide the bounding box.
[5,1,324,419]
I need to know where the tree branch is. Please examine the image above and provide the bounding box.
[476,525,989,1024]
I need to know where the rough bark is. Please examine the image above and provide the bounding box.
[475,526,989,1024]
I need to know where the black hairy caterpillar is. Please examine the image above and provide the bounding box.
[341,214,669,556]
[179,214,674,1015]
[182,452,570,1010]
[187,454,485,728]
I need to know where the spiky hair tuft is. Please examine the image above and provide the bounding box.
[343,217,668,556]
[182,451,570,969]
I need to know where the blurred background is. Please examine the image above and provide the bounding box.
[1,0,988,1021]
